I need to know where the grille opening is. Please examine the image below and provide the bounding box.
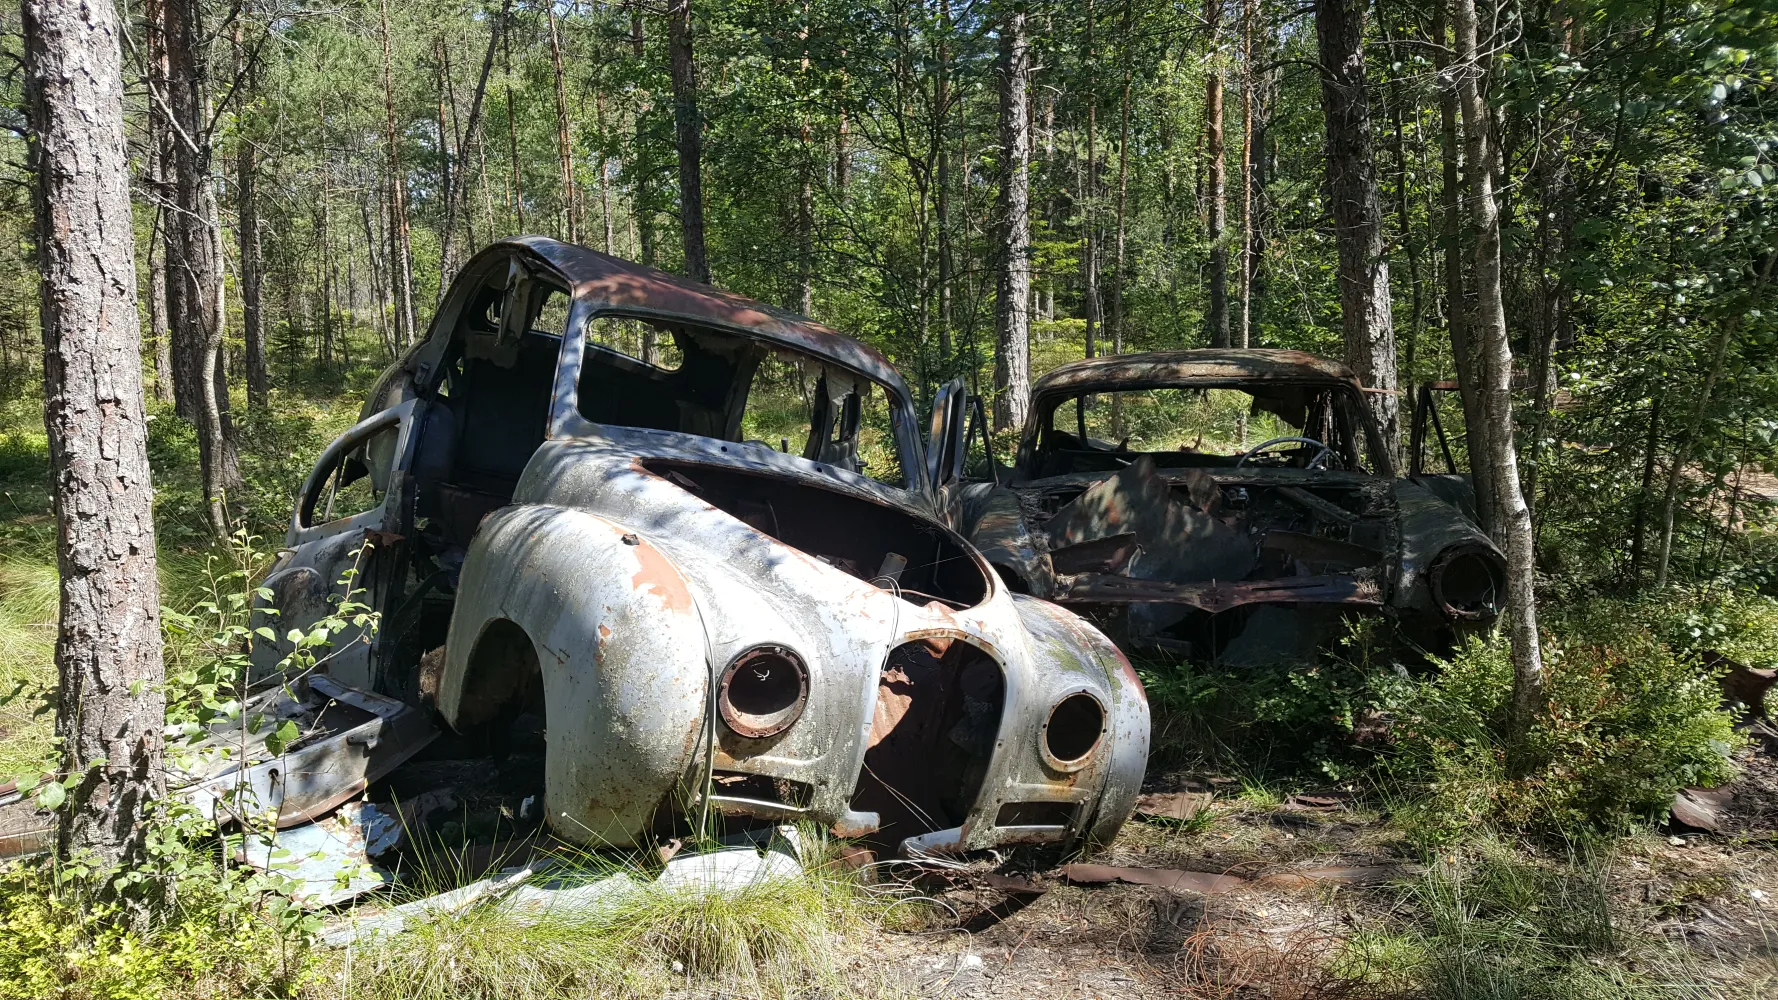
[718,646,808,738]
[1044,693,1105,764]
[995,801,1076,828]
[850,639,1005,846]
[710,770,813,809]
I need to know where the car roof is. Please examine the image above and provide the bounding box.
[1031,348,1362,402]
[506,237,909,397]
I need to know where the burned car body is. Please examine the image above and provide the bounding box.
[250,238,1147,856]
[949,350,1505,662]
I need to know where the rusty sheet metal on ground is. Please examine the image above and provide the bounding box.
[0,783,51,859]
[1062,862,1400,894]
[1671,786,1733,832]
[241,801,402,906]
[1133,791,1215,821]
[1708,649,1777,719]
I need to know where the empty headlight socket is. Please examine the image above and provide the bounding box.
[717,644,810,739]
[1039,691,1106,772]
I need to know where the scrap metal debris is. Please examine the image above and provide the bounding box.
[1708,650,1777,719]
[1670,787,1733,833]
[242,801,402,906]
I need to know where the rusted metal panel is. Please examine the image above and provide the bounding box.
[1030,348,1363,404]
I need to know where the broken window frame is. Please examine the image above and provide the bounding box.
[548,301,935,502]
[1018,377,1396,479]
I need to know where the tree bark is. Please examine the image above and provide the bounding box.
[667,0,710,283]
[236,35,267,410]
[439,0,508,291]
[23,0,167,871]
[162,0,239,533]
[993,4,1032,431]
[546,4,577,243]
[1454,0,1543,739]
[144,0,173,403]
[1433,4,1493,533]
[1237,0,1255,351]
[1110,0,1132,359]
[1314,0,1401,461]
[1204,0,1228,347]
[380,0,416,344]
[1081,0,1099,359]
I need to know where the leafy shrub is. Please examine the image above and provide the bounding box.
[1381,602,1742,842]
[0,860,305,1000]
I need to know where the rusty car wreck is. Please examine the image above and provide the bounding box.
[947,349,1506,663]
[233,237,1148,859]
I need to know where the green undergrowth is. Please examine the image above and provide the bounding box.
[1337,838,1747,1000]
[1141,592,1751,841]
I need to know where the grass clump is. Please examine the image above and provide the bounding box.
[1338,839,1725,1000]
[1380,601,1741,843]
[326,843,887,1000]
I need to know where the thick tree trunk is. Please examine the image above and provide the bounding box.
[1454,0,1542,739]
[1314,0,1401,461]
[667,0,710,283]
[1111,0,1132,361]
[1204,0,1228,348]
[23,0,167,871]
[993,6,1032,432]
[162,0,239,533]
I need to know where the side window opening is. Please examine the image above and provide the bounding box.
[741,355,906,488]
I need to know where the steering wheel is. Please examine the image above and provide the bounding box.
[1236,436,1336,470]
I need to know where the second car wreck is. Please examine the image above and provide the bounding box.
[949,350,1506,663]
[237,238,1148,861]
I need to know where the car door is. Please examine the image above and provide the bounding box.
[250,396,428,691]
[925,377,970,527]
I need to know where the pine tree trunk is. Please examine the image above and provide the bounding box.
[380,0,416,344]
[993,5,1032,431]
[162,0,238,533]
[1454,0,1543,739]
[145,0,174,404]
[546,5,577,243]
[1314,0,1400,461]
[1204,0,1228,347]
[1237,0,1255,352]
[23,0,167,871]
[1110,0,1131,360]
[1081,0,1099,359]
[667,0,710,283]
[238,97,267,408]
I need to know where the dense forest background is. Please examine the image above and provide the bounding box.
[0,0,1771,590]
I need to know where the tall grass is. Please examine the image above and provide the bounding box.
[0,557,57,778]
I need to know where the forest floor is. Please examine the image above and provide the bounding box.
[852,725,1778,998]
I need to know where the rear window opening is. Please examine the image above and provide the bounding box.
[642,459,989,609]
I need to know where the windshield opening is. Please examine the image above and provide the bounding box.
[576,312,909,489]
[1035,384,1379,477]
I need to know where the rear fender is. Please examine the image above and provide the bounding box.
[438,505,710,848]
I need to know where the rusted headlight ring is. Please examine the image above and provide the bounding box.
[1429,544,1505,621]
[1039,691,1106,773]
[717,645,810,739]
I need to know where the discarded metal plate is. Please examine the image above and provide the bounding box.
[242,801,402,906]
[183,674,438,828]
[1133,791,1215,821]
[1062,863,1247,894]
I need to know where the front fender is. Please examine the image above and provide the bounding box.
[1012,596,1150,849]
[439,505,710,848]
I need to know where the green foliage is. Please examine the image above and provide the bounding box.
[1381,603,1742,843]
[0,860,306,1000]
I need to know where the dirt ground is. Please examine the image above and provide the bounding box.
[857,722,1778,998]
